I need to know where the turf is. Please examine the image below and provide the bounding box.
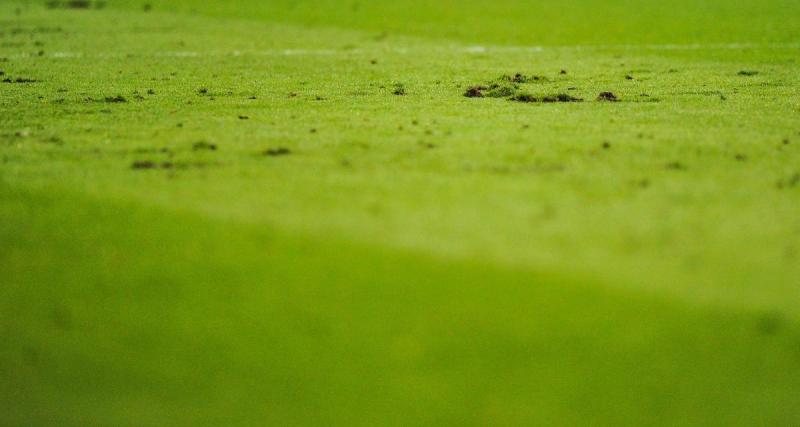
[1,1,800,425]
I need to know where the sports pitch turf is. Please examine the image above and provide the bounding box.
[1,1,800,425]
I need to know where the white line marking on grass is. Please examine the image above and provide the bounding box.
[10,42,800,60]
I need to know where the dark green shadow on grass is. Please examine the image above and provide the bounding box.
[1,182,799,426]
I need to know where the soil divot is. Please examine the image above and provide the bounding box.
[510,93,582,103]
[263,147,291,157]
[596,92,619,102]
[192,141,217,151]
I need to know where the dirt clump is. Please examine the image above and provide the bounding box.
[596,92,619,102]
[541,94,582,103]
[500,73,547,83]
[46,0,104,9]
[463,86,486,98]
[263,147,291,157]
[3,77,37,83]
[510,93,582,103]
[485,83,517,98]
[665,161,686,170]
[192,141,217,151]
[131,160,156,170]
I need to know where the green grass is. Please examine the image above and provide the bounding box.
[2,1,800,425]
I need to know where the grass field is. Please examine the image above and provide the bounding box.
[2,0,800,425]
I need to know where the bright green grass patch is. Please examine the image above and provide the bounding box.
[106,0,800,46]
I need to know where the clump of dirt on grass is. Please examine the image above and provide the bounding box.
[499,73,547,83]
[103,95,127,103]
[665,161,686,170]
[463,82,518,98]
[509,93,583,103]
[596,92,619,102]
[737,70,759,76]
[463,86,486,98]
[392,83,406,96]
[131,160,156,170]
[46,0,105,9]
[263,147,291,157]
[464,73,586,103]
[485,83,518,98]
[192,141,217,151]
[131,160,214,170]
[2,77,38,83]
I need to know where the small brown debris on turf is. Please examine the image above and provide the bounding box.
[238,115,249,120]
[484,84,516,98]
[602,141,611,149]
[197,87,208,94]
[734,154,747,161]
[463,86,486,98]
[509,93,538,103]
[192,141,217,151]
[542,94,582,103]
[3,77,38,83]
[263,148,291,157]
[104,95,127,103]
[596,92,619,102]
[625,75,634,80]
[560,69,567,75]
[510,93,582,103]
[666,161,686,170]
[131,160,156,170]
[47,0,95,8]
[738,70,759,76]
[501,73,546,83]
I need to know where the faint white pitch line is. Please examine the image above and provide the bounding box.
[9,42,800,60]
